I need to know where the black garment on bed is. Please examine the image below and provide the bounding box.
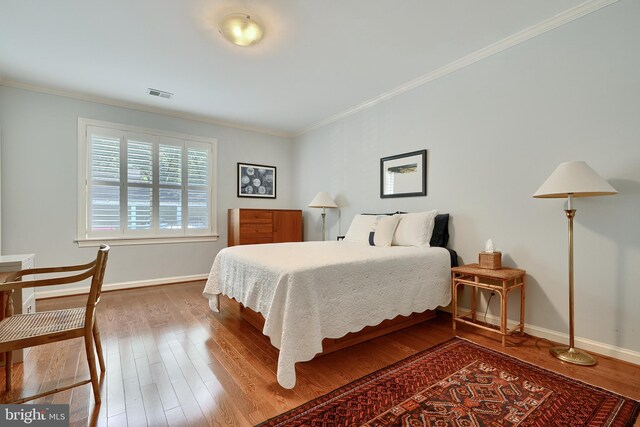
[429,214,450,248]
[445,248,459,268]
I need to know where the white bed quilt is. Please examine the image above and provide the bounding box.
[202,241,451,389]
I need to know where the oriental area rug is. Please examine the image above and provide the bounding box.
[259,338,639,427]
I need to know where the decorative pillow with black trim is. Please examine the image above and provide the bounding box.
[344,214,401,247]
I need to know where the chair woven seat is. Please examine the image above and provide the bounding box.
[0,308,85,342]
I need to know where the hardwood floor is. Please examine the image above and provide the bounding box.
[1,281,638,426]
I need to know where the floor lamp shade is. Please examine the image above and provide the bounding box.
[308,192,338,241]
[533,161,617,366]
[533,161,618,199]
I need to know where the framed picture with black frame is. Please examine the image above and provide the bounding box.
[237,162,277,198]
[380,149,427,198]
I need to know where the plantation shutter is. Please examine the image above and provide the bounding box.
[187,142,211,231]
[88,127,121,235]
[83,123,214,240]
[126,134,155,232]
[158,137,183,232]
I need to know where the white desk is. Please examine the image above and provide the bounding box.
[0,253,36,363]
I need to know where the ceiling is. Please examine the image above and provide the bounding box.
[0,0,588,136]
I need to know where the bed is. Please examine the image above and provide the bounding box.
[203,227,454,388]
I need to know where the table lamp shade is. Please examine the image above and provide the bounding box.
[533,161,617,198]
[308,191,338,208]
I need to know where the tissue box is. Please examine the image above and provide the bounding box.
[479,252,502,269]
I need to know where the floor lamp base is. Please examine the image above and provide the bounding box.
[550,346,597,366]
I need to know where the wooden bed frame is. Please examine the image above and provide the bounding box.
[237,302,436,356]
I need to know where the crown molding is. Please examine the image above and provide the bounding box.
[294,0,620,137]
[0,0,619,139]
[0,79,294,139]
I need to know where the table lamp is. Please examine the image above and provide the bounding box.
[533,161,617,365]
[308,191,338,241]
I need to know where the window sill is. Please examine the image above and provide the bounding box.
[75,235,219,247]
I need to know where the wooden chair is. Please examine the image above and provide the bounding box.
[0,244,109,404]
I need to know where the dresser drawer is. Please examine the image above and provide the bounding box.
[228,208,301,247]
[240,223,273,236]
[239,210,273,224]
[239,236,274,245]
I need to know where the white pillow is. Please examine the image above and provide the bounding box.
[344,214,401,247]
[392,210,438,247]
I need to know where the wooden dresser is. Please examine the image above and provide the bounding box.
[228,208,303,246]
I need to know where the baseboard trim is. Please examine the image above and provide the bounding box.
[439,306,640,366]
[35,274,208,300]
[34,279,638,366]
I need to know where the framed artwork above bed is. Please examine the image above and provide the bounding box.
[380,149,427,198]
[237,162,277,198]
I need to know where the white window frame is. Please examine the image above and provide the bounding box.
[77,118,218,247]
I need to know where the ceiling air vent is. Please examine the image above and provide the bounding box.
[148,88,173,99]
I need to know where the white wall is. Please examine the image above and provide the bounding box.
[292,0,640,354]
[0,86,293,289]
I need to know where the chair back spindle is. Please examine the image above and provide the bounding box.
[84,244,110,332]
[5,290,14,318]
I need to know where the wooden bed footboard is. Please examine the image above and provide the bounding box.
[238,303,436,356]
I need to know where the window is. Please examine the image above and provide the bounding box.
[77,119,217,246]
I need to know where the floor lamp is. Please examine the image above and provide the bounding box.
[533,161,617,366]
[308,191,338,241]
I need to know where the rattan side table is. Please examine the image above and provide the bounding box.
[451,263,526,346]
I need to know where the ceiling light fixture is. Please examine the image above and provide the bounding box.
[219,13,264,47]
